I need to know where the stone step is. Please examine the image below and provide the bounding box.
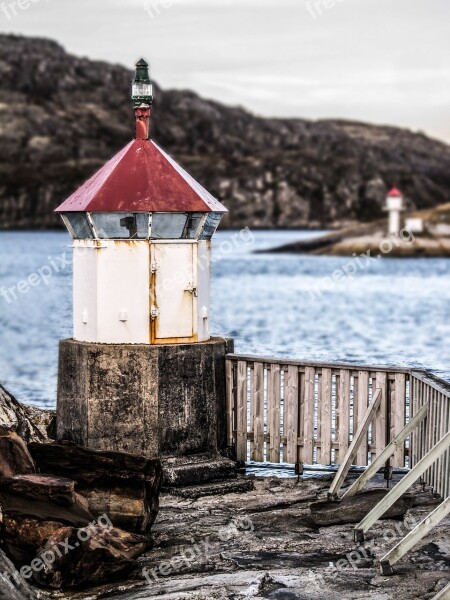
[165,478,254,499]
[162,453,237,487]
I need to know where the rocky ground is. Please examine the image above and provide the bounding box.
[0,385,448,600]
[40,475,450,600]
[2,35,450,231]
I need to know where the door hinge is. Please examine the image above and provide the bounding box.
[151,307,159,319]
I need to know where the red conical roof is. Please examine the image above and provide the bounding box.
[55,139,227,214]
[388,187,402,198]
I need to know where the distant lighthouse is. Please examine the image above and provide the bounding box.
[55,60,235,481]
[385,187,404,236]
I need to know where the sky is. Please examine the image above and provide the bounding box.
[1,0,449,142]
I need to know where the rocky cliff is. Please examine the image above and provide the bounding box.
[1,34,450,230]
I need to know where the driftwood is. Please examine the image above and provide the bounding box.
[29,442,162,534]
[0,430,35,477]
[33,525,149,589]
[308,489,416,527]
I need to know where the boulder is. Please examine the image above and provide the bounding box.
[0,385,55,443]
[0,430,35,477]
[29,442,162,534]
[33,525,149,589]
[0,474,94,563]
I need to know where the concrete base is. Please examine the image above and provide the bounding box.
[57,338,235,483]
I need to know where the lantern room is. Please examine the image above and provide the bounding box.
[55,59,227,345]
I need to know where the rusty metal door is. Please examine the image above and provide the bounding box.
[151,243,195,341]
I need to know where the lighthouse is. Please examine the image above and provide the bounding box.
[385,187,404,236]
[56,59,227,345]
[55,60,235,481]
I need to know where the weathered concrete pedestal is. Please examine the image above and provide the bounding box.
[57,338,235,485]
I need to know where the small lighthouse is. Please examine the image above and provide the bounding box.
[385,187,404,236]
[55,60,234,481]
[56,59,227,345]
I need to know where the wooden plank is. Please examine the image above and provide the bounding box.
[298,370,305,469]
[356,371,369,465]
[225,353,411,375]
[300,367,315,465]
[236,361,248,463]
[267,364,281,463]
[318,368,332,465]
[392,373,407,467]
[328,389,382,500]
[343,403,429,499]
[431,582,450,600]
[373,372,388,460]
[411,370,450,397]
[251,362,264,462]
[355,430,450,541]
[285,365,299,464]
[434,391,443,491]
[424,385,436,488]
[249,365,255,458]
[416,378,425,468]
[225,359,235,447]
[334,373,340,464]
[336,370,351,463]
[443,396,450,498]
[380,496,450,575]
[410,376,418,468]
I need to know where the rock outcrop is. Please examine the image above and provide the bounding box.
[1,35,450,230]
[0,548,39,600]
[28,441,163,535]
[0,386,162,591]
[264,202,450,257]
[0,473,95,564]
[0,385,55,443]
[34,526,149,589]
[0,430,35,478]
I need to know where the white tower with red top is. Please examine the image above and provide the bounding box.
[55,61,235,479]
[385,187,404,236]
[56,59,227,346]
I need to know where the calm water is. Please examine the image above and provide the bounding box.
[0,230,449,409]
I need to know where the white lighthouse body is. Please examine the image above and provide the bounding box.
[68,222,214,345]
[56,61,227,345]
[385,187,404,236]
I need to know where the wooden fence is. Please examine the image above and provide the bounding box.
[226,355,450,495]
[410,370,450,500]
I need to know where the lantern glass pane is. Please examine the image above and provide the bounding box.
[151,213,188,239]
[132,83,153,97]
[184,213,205,239]
[93,213,149,239]
[61,213,94,240]
[199,213,223,240]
